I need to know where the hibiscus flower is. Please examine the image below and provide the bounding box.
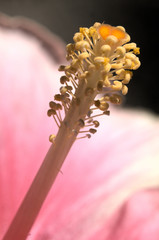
[1,13,159,240]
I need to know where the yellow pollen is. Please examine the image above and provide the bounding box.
[99,24,126,40]
[133,47,140,55]
[104,57,110,65]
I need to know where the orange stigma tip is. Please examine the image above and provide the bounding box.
[99,24,126,40]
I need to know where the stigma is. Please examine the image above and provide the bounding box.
[98,24,126,40]
[48,22,141,141]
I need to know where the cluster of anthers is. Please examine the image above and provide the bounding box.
[48,22,140,141]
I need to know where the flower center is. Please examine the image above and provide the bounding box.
[48,22,141,141]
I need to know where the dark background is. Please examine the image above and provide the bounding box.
[0,0,158,113]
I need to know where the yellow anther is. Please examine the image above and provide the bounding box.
[125,53,137,61]
[111,63,123,69]
[100,44,111,56]
[122,85,128,95]
[75,41,90,51]
[124,59,132,68]
[49,134,56,143]
[103,63,111,73]
[133,47,140,55]
[111,81,123,91]
[124,42,137,50]
[93,22,101,28]
[89,27,96,36]
[71,59,80,68]
[104,76,111,87]
[116,26,126,32]
[66,43,74,53]
[99,101,109,111]
[94,56,105,64]
[122,71,132,84]
[80,27,89,35]
[104,57,110,65]
[73,32,84,42]
[116,46,126,58]
[78,52,90,60]
[132,58,141,70]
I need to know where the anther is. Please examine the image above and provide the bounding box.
[109,94,122,104]
[76,133,91,140]
[122,71,132,84]
[54,94,62,101]
[100,45,111,56]
[124,43,137,51]
[105,35,118,45]
[66,43,75,54]
[93,120,100,128]
[87,109,93,117]
[66,85,73,91]
[89,128,97,134]
[56,103,62,110]
[94,57,106,64]
[116,46,126,58]
[94,100,100,108]
[103,75,111,87]
[77,119,85,127]
[103,63,111,73]
[49,134,56,143]
[86,134,91,138]
[124,59,132,69]
[98,101,109,111]
[78,52,90,61]
[58,65,66,71]
[49,101,57,109]
[47,109,56,117]
[97,80,104,91]
[73,32,84,42]
[111,81,122,91]
[60,76,69,84]
[122,85,128,95]
[103,110,110,115]
[60,87,67,94]
[75,41,90,51]
[111,63,123,69]
[133,47,140,55]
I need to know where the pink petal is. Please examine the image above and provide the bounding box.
[1,14,159,240]
[0,14,65,238]
[32,109,159,239]
[108,189,159,240]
